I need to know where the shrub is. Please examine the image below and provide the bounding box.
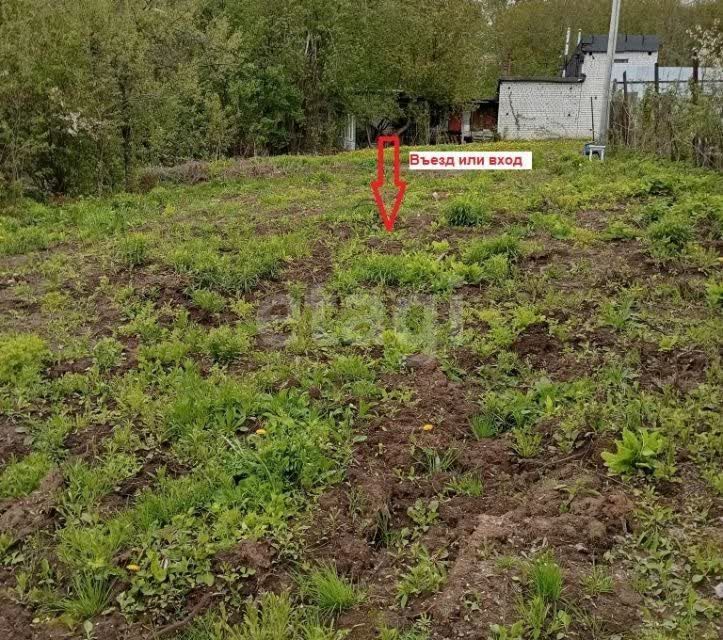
[601,428,667,476]
[0,333,49,386]
[443,198,488,227]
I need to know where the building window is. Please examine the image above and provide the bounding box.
[615,58,629,63]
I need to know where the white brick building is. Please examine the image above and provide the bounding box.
[498,34,659,140]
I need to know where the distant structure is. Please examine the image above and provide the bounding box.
[496,33,722,140]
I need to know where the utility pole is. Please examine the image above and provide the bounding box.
[598,0,622,145]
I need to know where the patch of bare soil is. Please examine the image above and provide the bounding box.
[637,343,709,392]
[304,356,640,639]
[0,417,30,467]
[0,469,63,542]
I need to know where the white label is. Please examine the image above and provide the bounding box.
[409,151,532,171]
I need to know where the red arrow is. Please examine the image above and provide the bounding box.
[371,135,407,232]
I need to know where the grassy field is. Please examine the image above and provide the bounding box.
[0,141,721,640]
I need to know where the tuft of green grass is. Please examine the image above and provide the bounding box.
[0,452,54,499]
[204,326,251,363]
[0,333,49,386]
[445,472,484,497]
[583,563,614,596]
[117,234,149,267]
[443,198,488,227]
[57,575,113,622]
[511,427,543,459]
[530,552,563,603]
[92,337,124,371]
[231,592,294,640]
[463,233,521,266]
[705,279,723,309]
[191,289,226,314]
[298,564,364,614]
[470,413,498,439]
[415,447,458,475]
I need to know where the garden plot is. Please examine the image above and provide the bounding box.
[0,141,721,640]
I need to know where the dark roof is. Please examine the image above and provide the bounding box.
[498,76,585,84]
[579,34,660,54]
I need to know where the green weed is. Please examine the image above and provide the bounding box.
[0,452,54,499]
[204,326,251,363]
[117,234,149,267]
[192,289,226,314]
[57,575,113,622]
[511,427,543,458]
[583,563,614,596]
[298,564,363,614]
[445,472,484,497]
[530,552,563,602]
[602,428,667,476]
[92,337,124,371]
[462,233,521,266]
[0,333,49,386]
[647,216,693,258]
[443,198,488,227]
[396,547,446,607]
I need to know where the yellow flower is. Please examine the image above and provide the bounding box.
[126,564,141,572]
[422,423,434,432]
[255,428,267,435]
